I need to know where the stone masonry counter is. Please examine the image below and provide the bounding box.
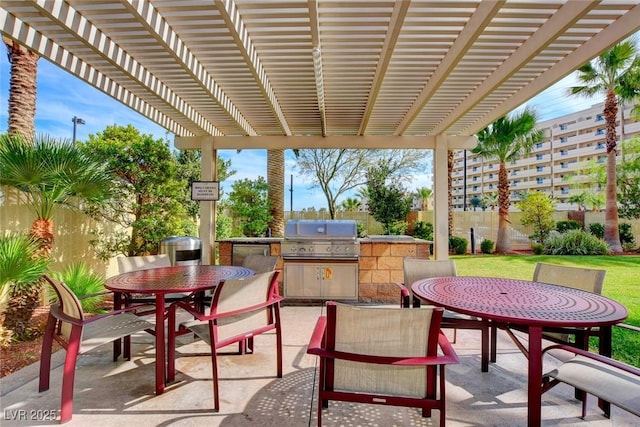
[358,236,431,304]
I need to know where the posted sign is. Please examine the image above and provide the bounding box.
[191,181,220,201]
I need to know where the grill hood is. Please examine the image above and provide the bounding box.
[284,220,357,240]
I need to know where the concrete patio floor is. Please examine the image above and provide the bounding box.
[1,304,637,426]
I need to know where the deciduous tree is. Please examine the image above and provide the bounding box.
[294,149,429,219]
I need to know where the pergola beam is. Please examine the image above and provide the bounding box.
[175,135,478,150]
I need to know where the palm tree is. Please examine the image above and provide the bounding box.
[0,134,114,333]
[472,108,543,253]
[569,39,640,252]
[567,192,588,211]
[340,197,361,212]
[267,149,285,237]
[3,37,38,137]
[481,192,499,211]
[415,187,433,211]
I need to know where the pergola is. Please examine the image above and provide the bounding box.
[2,1,639,261]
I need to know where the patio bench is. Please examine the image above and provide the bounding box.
[542,344,640,419]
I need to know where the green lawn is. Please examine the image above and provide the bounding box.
[452,255,640,367]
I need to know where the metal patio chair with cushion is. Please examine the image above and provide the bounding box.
[403,257,490,372]
[167,270,283,411]
[542,344,640,420]
[307,301,459,427]
[39,275,154,423]
[490,263,607,362]
[241,254,278,274]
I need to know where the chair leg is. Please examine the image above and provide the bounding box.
[275,306,283,377]
[59,326,82,423]
[38,314,57,392]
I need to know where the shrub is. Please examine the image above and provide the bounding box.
[413,221,434,241]
[387,221,408,235]
[449,236,468,255]
[51,262,107,313]
[480,239,494,254]
[531,243,544,255]
[543,229,609,255]
[588,223,604,239]
[556,220,581,233]
[619,223,636,247]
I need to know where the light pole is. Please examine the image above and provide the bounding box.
[72,116,85,142]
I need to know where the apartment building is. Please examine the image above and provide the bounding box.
[451,103,640,211]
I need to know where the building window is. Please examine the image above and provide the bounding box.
[596,142,605,149]
[560,124,567,130]
[489,173,494,179]
[536,166,544,172]
[536,142,543,149]
[596,128,604,135]
[473,186,479,192]
[537,178,544,184]
[561,163,568,169]
[597,156,605,164]
[472,166,478,172]
[489,184,494,189]
[472,176,478,182]
[561,150,568,156]
[561,188,569,195]
[536,154,543,160]
[596,114,604,121]
[560,137,568,143]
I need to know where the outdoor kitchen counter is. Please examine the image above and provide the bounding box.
[218,236,431,304]
[217,238,283,269]
[357,236,431,304]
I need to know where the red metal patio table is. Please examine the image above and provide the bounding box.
[411,276,628,427]
[105,264,254,395]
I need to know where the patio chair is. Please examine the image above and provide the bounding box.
[39,275,154,423]
[490,263,606,361]
[403,258,490,372]
[542,344,640,419]
[241,254,278,273]
[307,301,459,427]
[167,270,283,411]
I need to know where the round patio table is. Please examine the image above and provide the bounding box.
[105,265,254,395]
[412,276,628,427]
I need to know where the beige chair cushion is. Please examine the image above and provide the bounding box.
[545,355,640,417]
[332,303,436,397]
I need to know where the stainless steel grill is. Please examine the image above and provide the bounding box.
[282,220,360,300]
[281,220,360,260]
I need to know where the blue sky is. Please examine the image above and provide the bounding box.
[1,44,588,210]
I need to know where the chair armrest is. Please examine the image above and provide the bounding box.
[543,344,640,377]
[172,295,285,325]
[392,282,411,308]
[307,316,327,355]
[307,325,459,367]
[49,303,148,326]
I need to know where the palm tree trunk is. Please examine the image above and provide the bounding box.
[603,90,622,252]
[496,161,512,253]
[267,149,285,237]
[4,38,38,138]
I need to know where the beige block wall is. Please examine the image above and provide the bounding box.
[358,240,431,304]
